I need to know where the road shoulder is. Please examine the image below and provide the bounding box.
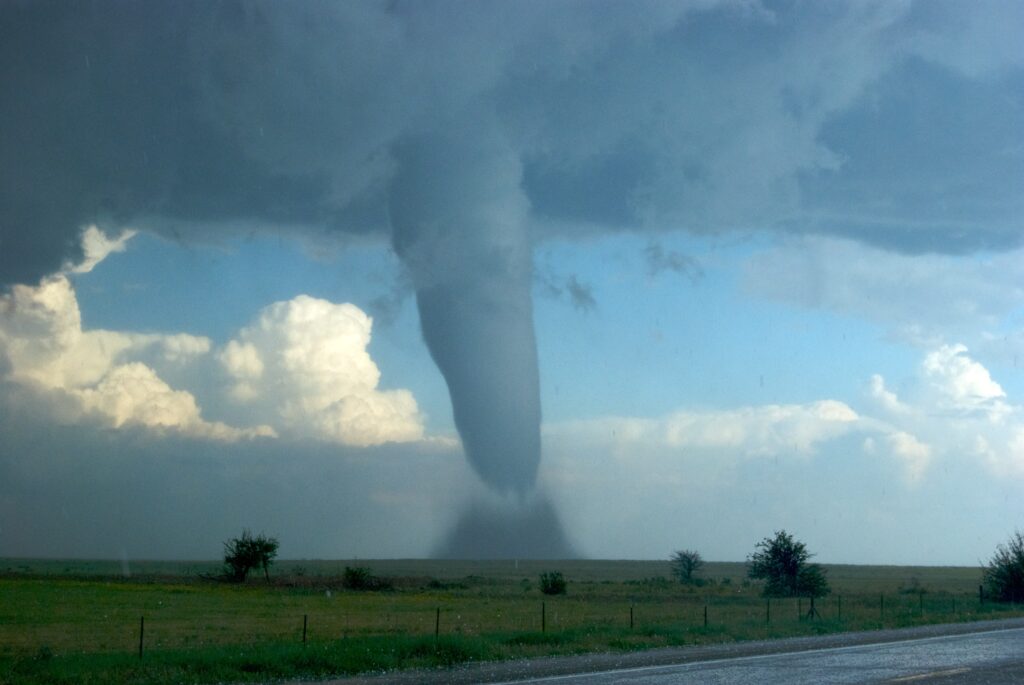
[300,616,1024,685]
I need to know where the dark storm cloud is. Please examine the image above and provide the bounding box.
[565,276,597,312]
[645,243,704,283]
[3,1,1021,287]
[2,0,1022,498]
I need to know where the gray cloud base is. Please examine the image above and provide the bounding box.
[3,1,1022,288]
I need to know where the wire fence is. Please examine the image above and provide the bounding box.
[123,589,1023,657]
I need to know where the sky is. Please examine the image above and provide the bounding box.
[1,0,1022,565]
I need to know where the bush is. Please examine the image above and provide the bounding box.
[670,549,704,584]
[223,530,278,582]
[747,530,830,598]
[984,530,1024,603]
[539,571,567,595]
[342,566,393,591]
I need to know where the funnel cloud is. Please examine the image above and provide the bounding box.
[389,128,540,494]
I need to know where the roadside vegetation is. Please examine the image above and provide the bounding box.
[747,530,830,599]
[222,530,279,583]
[2,557,1023,685]
[670,549,704,585]
[984,529,1024,603]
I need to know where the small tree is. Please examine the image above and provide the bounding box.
[747,530,829,598]
[984,530,1024,603]
[539,571,567,595]
[670,549,704,584]
[223,530,279,583]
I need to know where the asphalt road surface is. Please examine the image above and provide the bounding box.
[490,627,1024,684]
[310,618,1024,685]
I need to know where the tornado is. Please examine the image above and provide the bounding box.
[388,128,541,495]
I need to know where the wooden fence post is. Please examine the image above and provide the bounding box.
[542,601,546,633]
[435,607,440,639]
[138,616,144,659]
[703,604,708,628]
[629,604,634,630]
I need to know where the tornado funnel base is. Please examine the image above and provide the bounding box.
[433,496,576,560]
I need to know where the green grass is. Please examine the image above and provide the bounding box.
[1,559,1021,685]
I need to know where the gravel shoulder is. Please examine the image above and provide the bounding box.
[295,617,1024,685]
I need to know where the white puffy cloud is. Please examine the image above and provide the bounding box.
[549,399,861,463]
[921,344,1008,420]
[868,374,910,415]
[220,295,424,446]
[546,343,1024,488]
[0,232,272,442]
[2,228,426,448]
[883,431,932,482]
[868,344,1022,481]
[74,362,270,441]
[68,225,137,274]
[659,400,859,456]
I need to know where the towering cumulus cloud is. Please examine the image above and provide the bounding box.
[389,126,540,493]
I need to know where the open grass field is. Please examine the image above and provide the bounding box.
[2,558,1021,684]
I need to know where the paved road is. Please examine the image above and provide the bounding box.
[492,627,1024,684]
[309,618,1024,685]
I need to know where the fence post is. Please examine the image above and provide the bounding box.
[766,599,770,626]
[979,585,984,604]
[138,616,144,659]
[302,614,308,645]
[435,607,440,639]
[542,601,546,633]
[703,604,708,628]
[629,604,634,630]
[798,597,802,620]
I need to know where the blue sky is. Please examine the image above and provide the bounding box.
[1,1,1023,565]
[71,231,922,431]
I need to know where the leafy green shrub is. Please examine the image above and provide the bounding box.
[984,530,1024,603]
[342,566,393,591]
[670,549,704,584]
[539,571,567,595]
[223,530,279,582]
[747,530,830,598]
